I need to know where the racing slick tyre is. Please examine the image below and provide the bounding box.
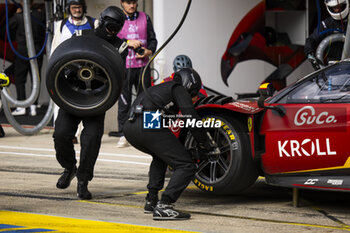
[184,113,258,194]
[46,35,125,117]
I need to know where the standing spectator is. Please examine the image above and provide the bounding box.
[9,0,45,116]
[53,6,127,200]
[50,0,98,53]
[116,0,157,148]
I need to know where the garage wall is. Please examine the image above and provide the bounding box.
[1,0,314,133]
[153,0,314,98]
[86,0,153,19]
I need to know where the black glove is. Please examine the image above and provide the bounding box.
[198,132,221,156]
[307,53,323,70]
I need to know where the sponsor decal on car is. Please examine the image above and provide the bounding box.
[278,138,337,157]
[230,102,259,112]
[294,106,337,126]
[304,179,319,185]
[327,179,343,185]
[248,117,253,133]
[168,118,182,133]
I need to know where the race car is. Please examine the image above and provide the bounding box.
[184,59,350,194]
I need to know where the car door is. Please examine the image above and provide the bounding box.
[260,62,350,175]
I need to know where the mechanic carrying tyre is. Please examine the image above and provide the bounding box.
[305,0,349,70]
[123,68,219,220]
[51,6,127,200]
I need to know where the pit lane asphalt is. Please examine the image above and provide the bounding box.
[0,125,349,233]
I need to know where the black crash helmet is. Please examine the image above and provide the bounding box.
[99,6,126,35]
[173,68,202,98]
[66,0,87,14]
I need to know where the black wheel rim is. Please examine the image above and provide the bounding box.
[186,120,238,184]
[54,59,112,110]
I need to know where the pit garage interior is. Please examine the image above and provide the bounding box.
[0,0,318,132]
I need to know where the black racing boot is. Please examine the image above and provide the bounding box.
[144,194,158,214]
[77,181,92,200]
[56,166,77,189]
[153,202,191,220]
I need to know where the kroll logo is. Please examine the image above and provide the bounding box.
[278,138,336,157]
[294,106,337,126]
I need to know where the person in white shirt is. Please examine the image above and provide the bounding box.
[51,0,99,53]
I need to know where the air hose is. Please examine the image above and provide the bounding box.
[1,0,54,135]
[141,0,192,109]
[5,0,49,61]
[316,33,345,68]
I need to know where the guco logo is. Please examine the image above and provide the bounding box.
[294,106,337,126]
[143,110,161,129]
[278,138,336,157]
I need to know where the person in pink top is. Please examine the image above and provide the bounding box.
[116,0,157,148]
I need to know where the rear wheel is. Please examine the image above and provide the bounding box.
[185,114,258,194]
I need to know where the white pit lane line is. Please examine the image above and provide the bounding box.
[0,146,151,166]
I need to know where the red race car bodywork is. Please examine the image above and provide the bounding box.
[186,60,350,194]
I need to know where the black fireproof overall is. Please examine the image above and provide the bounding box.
[124,81,209,203]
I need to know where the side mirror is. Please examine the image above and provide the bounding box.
[258,83,275,98]
[258,83,285,116]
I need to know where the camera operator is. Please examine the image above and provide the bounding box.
[115,0,157,148]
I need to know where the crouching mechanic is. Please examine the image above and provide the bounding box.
[53,6,128,200]
[123,68,219,220]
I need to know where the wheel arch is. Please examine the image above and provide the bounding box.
[197,106,250,131]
